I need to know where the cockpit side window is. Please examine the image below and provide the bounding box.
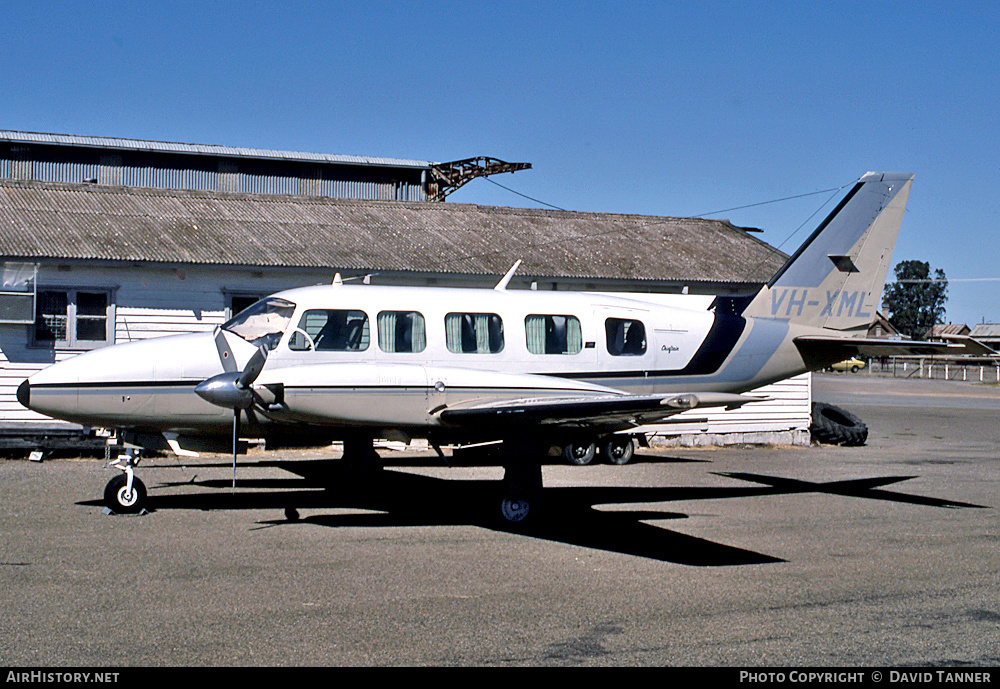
[288,309,370,351]
[222,297,296,350]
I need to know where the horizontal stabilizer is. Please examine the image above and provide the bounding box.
[936,334,999,357]
[794,335,960,369]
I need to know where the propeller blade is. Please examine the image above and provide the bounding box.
[213,327,239,373]
[237,345,268,389]
[232,408,239,491]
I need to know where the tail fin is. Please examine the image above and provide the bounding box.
[742,172,913,332]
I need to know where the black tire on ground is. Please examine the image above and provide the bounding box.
[562,440,597,466]
[500,495,533,524]
[810,402,868,446]
[104,474,147,513]
[601,435,635,465]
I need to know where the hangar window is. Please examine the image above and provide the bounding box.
[377,311,426,353]
[226,293,271,321]
[32,288,114,350]
[445,313,504,353]
[525,314,583,354]
[287,309,370,351]
[605,317,646,356]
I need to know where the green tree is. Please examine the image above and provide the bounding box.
[881,260,948,339]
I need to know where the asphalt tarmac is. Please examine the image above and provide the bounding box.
[1,373,998,667]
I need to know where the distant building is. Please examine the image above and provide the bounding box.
[0,129,434,200]
[969,323,1000,350]
[925,323,972,340]
[868,312,903,339]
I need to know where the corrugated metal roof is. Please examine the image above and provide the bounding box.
[0,180,786,284]
[927,323,971,337]
[0,130,433,169]
[970,323,1000,339]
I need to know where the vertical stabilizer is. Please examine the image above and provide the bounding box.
[742,172,913,332]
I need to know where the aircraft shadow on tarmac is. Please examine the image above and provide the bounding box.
[78,457,985,567]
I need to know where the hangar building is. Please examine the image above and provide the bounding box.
[0,130,809,451]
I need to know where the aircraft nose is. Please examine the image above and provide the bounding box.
[16,379,29,409]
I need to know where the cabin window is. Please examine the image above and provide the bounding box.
[445,312,504,353]
[525,314,583,354]
[605,317,646,356]
[33,289,113,349]
[287,309,370,351]
[377,311,426,353]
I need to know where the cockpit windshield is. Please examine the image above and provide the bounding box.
[222,297,296,349]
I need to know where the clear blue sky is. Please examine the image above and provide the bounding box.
[3,1,998,326]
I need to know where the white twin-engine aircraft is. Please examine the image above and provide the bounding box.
[18,172,944,522]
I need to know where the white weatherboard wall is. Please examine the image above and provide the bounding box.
[0,264,813,444]
[640,373,812,446]
[0,263,331,429]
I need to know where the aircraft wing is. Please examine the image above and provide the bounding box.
[437,391,765,432]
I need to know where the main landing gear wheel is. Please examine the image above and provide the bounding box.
[562,440,597,466]
[602,435,635,465]
[104,474,147,514]
[500,496,532,524]
[499,437,545,526]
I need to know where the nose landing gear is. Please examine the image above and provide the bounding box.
[103,448,148,514]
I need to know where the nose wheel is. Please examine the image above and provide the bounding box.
[104,473,147,513]
[104,448,148,514]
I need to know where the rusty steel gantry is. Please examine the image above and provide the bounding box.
[427,157,531,202]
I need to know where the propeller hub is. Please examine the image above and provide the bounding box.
[194,371,254,409]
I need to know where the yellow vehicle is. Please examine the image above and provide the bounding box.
[830,357,865,373]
